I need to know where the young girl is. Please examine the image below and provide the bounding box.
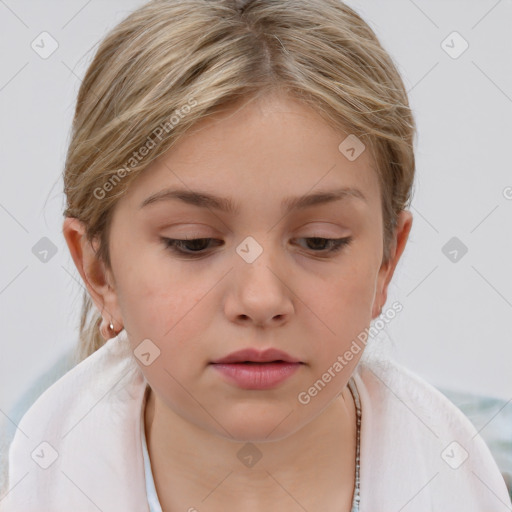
[2,0,510,510]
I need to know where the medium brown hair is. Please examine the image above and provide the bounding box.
[63,0,416,363]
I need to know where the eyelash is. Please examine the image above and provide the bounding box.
[161,236,353,258]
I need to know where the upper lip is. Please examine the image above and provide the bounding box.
[211,348,302,364]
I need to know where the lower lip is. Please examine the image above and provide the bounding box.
[210,362,302,390]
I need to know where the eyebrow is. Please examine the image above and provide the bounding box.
[139,186,367,214]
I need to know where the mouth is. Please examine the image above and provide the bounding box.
[209,347,304,389]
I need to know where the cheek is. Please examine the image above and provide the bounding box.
[301,260,377,360]
[120,279,204,342]
[112,240,187,326]
[114,256,214,368]
[119,277,210,404]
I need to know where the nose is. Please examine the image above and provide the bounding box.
[224,243,295,328]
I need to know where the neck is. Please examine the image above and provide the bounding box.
[144,385,357,512]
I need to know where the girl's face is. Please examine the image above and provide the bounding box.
[103,92,410,440]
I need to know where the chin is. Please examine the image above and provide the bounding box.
[212,408,307,444]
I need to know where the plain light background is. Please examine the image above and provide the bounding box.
[0,0,511,436]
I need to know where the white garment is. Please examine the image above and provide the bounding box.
[1,328,510,512]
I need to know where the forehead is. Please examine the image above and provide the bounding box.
[120,92,380,215]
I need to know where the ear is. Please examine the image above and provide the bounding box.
[62,217,122,339]
[372,210,413,319]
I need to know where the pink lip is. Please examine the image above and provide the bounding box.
[211,362,302,390]
[210,348,303,390]
[210,347,301,364]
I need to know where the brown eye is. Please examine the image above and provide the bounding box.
[295,237,353,254]
[162,237,222,257]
